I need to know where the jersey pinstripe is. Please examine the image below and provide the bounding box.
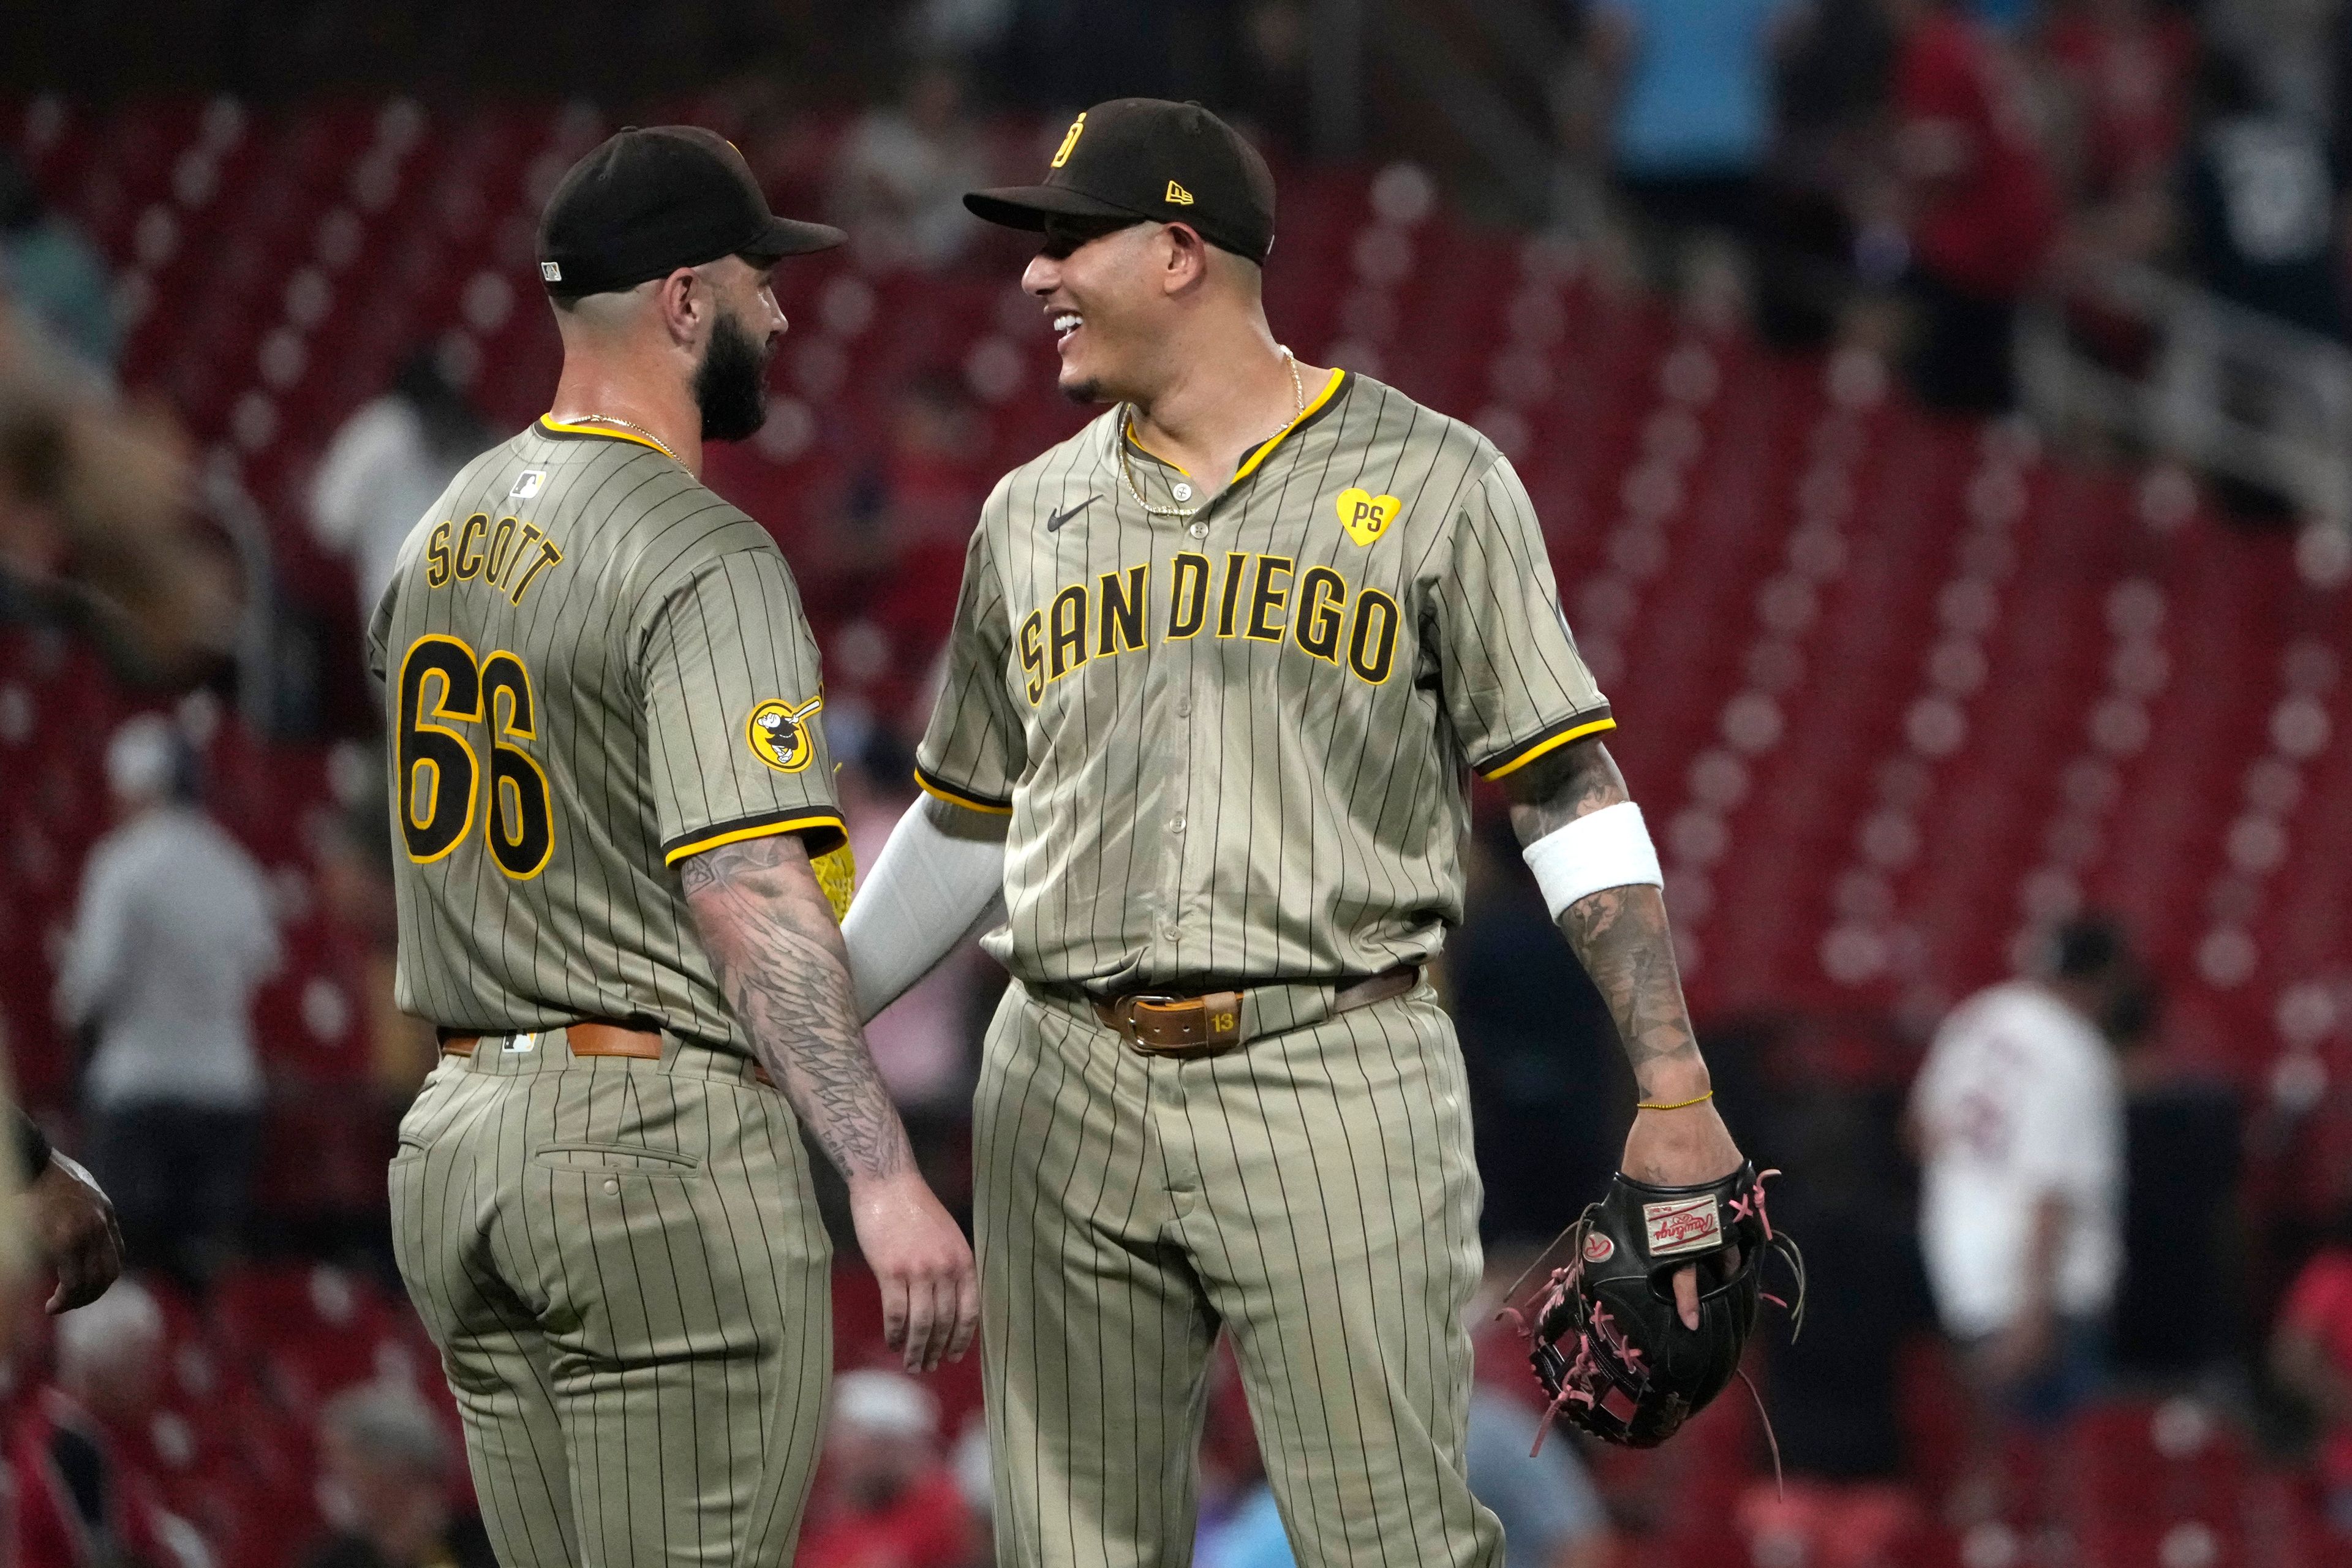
[915,370,1610,990]
[366,417,843,1050]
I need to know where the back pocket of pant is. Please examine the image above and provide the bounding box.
[531,1141,701,1173]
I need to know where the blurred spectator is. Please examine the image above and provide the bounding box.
[1196,1481,1290,1568]
[0,296,234,679]
[1231,2,1314,156]
[1883,0,2060,412]
[1461,1382,1611,1568]
[1757,0,1898,345]
[2039,0,2198,202]
[852,374,989,559]
[830,65,990,274]
[55,716,279,1288]
[307,347,488,614]
[10,1278,200,1567]
[1909,918,2141,1513]
[0,149,118,378]
[301,1381,493,1568]
[2178,49,2344,338]
[2274,1207,2352,1534]
[1585,0,1800,270]
[1741,1086,1934,1568]
[799,1369,979,1568]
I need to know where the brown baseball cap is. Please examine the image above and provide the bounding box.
[965,99,1276,263]
[537,126,843,298]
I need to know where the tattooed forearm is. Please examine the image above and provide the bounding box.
[1502,738,1707,1099]
[1556,883,1705,1098]
[680,834,915,1183]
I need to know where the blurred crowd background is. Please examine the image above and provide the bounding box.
[8,0,2352,1564]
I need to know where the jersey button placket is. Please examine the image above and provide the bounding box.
[1159,502,1205,960]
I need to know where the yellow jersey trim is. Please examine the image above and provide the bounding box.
[662,812,848,865]
[1123,420,1191,477]
[1231,367,1346,486]
[1118,367,1350,488]
[913,771,1016,816]
[1480,716,1618,781]
[537,415,674,457]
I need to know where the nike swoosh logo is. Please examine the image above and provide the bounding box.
[1046,494,1100,532]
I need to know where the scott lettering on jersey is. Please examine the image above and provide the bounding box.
[421,511,566,606]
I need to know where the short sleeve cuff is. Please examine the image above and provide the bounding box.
[663,809,848,865]
[912,763,1014,815]
[1475,706,1616,780]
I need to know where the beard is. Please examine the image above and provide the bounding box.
[1061,377,1104,405]
[694,309,771,442]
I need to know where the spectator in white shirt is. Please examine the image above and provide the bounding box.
[55,715,279,1286]
[829,64,990,274]
[309,348,487,612]
[1910,918,2146,1515]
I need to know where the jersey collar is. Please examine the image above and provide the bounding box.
[1118,368,1351,507]
[536,414,676,458]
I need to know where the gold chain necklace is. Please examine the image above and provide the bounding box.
[1118,347,1305,521]
[573,413,679,461]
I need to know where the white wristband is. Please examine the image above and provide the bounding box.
[1521,801,1664,921]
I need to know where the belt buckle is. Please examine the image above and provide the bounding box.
[1125,991,1241,1056]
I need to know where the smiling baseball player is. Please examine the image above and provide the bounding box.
[842,99,1744,1568]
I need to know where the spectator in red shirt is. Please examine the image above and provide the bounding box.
[2273,1217,2352,1533]
[9,1279,196,1568]
[799,1370,981,1568]
[2040,0,2199,200]
[1882,0,2062,412]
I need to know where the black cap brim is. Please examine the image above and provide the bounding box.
[963,184,1147,231]
[743,214,847,258]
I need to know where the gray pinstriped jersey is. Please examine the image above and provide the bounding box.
[915,370,1611,992]
[366,418,843,1050]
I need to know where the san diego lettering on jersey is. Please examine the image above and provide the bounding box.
[1016,549,1401,702]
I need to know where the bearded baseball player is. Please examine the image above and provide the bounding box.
[370,127,976,1567]
[842,99,1746,1567]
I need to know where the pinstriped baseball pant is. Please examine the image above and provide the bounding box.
[388,1035,832,1567]
[976,979,1506,1568]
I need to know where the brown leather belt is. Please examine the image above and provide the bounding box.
[1091,965,1420,1058]
[441,1022,773,1087]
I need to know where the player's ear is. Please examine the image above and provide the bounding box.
[654,267,704,347]
[1159,223,1210,296]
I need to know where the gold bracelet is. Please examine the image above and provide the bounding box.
[1635,1088,1715,1112]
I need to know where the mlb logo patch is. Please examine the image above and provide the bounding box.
[503,1031,540,1054]
[510,469,545,501]
[1642,1195,1721,1258]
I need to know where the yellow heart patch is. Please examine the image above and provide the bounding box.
[1336,487,1401,546]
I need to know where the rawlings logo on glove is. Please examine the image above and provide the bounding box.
[1502,1163,1804,1453]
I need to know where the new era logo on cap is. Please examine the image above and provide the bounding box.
[540,261,562,282]
[963,98,1278,264]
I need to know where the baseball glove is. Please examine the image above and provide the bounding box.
[1504,1163,1803,1452]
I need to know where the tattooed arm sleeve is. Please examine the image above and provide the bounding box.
[1499,737,1709,1103]
[680,832,916,1184]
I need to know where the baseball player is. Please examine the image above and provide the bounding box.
[843,100,1744,1567]
[369,127,977,1568]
